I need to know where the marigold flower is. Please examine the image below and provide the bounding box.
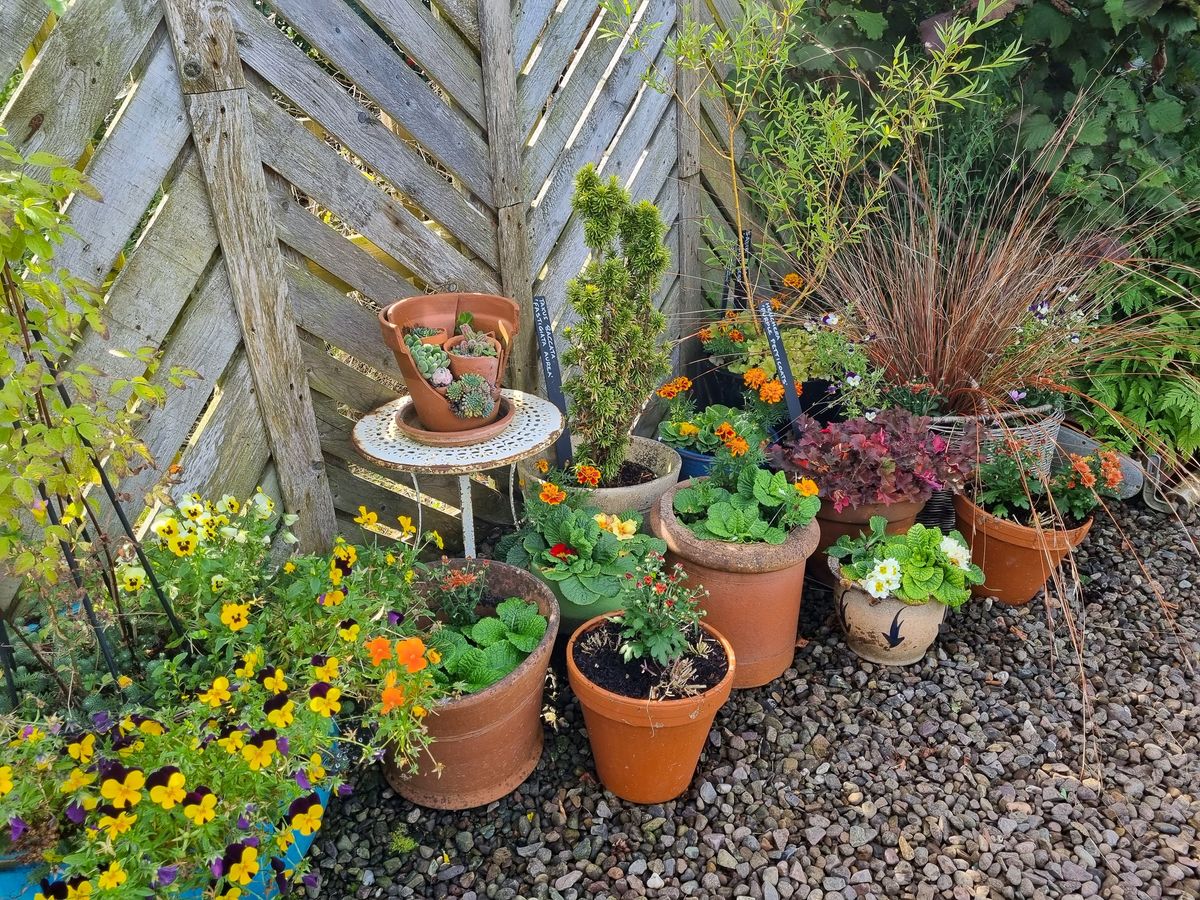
[794,478,820,497]
[698,326,712,342]
[714,422,736,440]
[656,384,678,400]
[535,458,550,473]
[759,380,785,404]
[743,367,769,390]
[729,329,745,342]
[725,435,749,457]
[366,636,392,666]
[220,602,250,632]
[575,465,602,488]
[395,637,428,674]
[539,482,567,505]
[783,272,802,289]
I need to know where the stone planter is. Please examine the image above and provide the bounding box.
[954,495,1093,606]
[567,614,735,804]
[829,558,946,666]
[518,436,682,518]
[385,560,559,809]
[650,480,820,688]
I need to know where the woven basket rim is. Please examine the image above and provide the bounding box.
[928,403,1063,428]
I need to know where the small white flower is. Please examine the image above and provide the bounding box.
[281,531,298,544]
[940,535,972,571]
[864,409,878,422]
[282,513,299,526]
[873,558,902,580]
[864,576,892,599]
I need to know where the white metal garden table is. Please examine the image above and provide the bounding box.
[351,389,563,557]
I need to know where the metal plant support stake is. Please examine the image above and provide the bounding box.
[0,618,19,709]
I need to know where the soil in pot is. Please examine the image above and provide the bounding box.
[571,619,729,697]
[385,560,559,810]
[954,495,1092,606]
[650,481,820,688]
[567,615,735,804]
[811,500,924,586]
[606,460,657,488]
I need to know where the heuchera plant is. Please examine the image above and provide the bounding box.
[770,410,976,512]
[497,482,665,610]
[973,444,1124,527]
[828,517,983,607]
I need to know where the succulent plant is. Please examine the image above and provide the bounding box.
[430,367,453,388]
[409,342,451,380]
[406,325,443,339]
[446,373,496,419]
[450,324,498,358]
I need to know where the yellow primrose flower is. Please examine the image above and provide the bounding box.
[97,861,127,891]
[199,677,232,708]
[220,602,251,632]
[353,505,379,527]
[676,422,700,438]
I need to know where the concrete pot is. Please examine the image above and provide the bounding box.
[829,558,946,666]
[385,560,559,809]
[518,436,682,518]
[954,495,1092,606]
[650,480,820,688]
[567,615,735,804]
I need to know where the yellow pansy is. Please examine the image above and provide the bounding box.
[97,861,127,890]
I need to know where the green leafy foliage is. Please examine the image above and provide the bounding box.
[429,597,547,693]
[561,164,671,482]
[973,445,1126,526]
[828,517,982,608]
[616,554,705,667]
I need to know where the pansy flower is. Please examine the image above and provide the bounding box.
[381,670,406,715]
[365,636,392,666]
[217,725,247,754]
[222,841,261,886]
[264,694,296,729]
[65,733,95,765]
[58,767,96,795]
[308,683,342,718]
[99,765,145,808]
[288,793,325,836]
[97,861,127,890]
[118,566,146,593]
[35,879,69,900]
[242,730,278,771]
[147,766,187,809]
[199,676,232,708]
[131,714,166,736]
[337,619,360,642]
[311,655,339,681]
[395,637,428,674]
[221,602,251,631]
[94,806,137,840]
[258,668,288,695]
[183,787,218,825]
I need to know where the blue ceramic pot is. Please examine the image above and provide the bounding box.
[676,446,714,481]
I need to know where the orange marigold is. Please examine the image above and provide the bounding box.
[698,326,712,342]
[759,380,785,403]
[783,272,802,289]
[714,422,736,440]
[535,458,550,474]
[743,367,769,390]
[729,329,745,342]
[725,435,749,457]
[539,482,567,505]
[575,465,601,488]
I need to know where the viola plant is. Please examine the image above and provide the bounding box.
[828,518,983,608]
[972,444,1124,528]
[770,410,977,514]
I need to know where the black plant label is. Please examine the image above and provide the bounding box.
[756,300,804,439]
[533,295,572,465]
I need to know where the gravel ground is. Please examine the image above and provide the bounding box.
[311,503,1199,900]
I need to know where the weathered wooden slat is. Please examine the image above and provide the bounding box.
[163,0,336,551]
[1,0,161,163]
[267,176,420,304]
[322,453,461,542]
[528,42,676,272]
[432,0,480,50]
[250,88,501,294]
[69,149,219,400]
[480,0,537,392]
[263,0,493,205]
[285,259,401,377]
[517,0,594,135]
[513,0,560,68]
[161,0,243,93]
[354,0,485,128]
[676,4,704,355]
[300,337,398,414]
[56,33,190,289]
[0,2,49,82]
[171,350,272,504]
[232,4,497,266]
[102,260,242,526]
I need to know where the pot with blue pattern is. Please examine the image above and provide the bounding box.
[828,557,945,666]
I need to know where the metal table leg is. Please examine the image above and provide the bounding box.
[459,474,475,558]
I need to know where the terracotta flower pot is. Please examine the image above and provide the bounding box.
[444,333,503,382]
[649,481,820,688]
[517,436,683,518]
[415,328,448,346]
[954,495,1093,606]
[829,558,946,666]
[385,560,559,809]
[811,499,925,585]
[378,294,519,434]
[567,615,735,804]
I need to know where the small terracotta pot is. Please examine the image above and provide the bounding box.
[444,333,503,382]
[811,499,925,585]
[378,294,518,434]
[567,615,735,804]
[829,558,946,666]
[954,495,1092,606]
[385,560,559,809]
[414,328,448,346]
[649,481,820,688]
[517,436,682,518]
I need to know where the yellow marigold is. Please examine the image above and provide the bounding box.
[743,367,769,390]
[783,272,802,289]
[794,478,819,497]
[759,380,785,404]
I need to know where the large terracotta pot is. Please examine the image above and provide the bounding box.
[954,495,1093,606]
[385,560,559,809]
[517,436,682,518]
[829,558,946,666]
[567,614,735,804]
[811,499,925,585]
[444,332,502,382]
[378,294,519,434]
[650,481,820,688]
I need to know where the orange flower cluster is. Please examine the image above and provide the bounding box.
[656,376,693,400]
[574,465,602,488]
[1098,450,1124,490]
[714,421,749,457]
[758,380,785,404]
[539,482,567,505]
[1068,453,1097,489]
[743,368,769,390]
[794,477,819,497]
